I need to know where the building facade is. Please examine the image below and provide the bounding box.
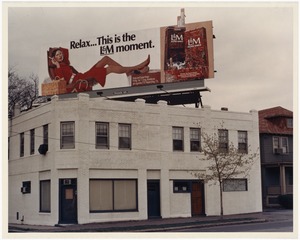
[9,93,262,226]
[259,107,293,207]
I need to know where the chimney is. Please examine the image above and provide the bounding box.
[177,8,186,27]
[14,103,21,116]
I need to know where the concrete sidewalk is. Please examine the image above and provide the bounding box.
[8,211,270,232]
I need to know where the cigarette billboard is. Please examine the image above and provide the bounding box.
[39,21,214,96]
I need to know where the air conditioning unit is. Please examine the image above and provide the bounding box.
[274,148,283,155]
[63,179,72,185]
[21,187,28,194]
[38,144,48,155]
[266,195,280,206]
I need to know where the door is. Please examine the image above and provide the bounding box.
[147,180,161,218]
[191,181,205,216]
[59,179,77,224]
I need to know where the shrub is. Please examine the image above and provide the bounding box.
[277,194,293,209]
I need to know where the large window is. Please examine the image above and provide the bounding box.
[223,179,248,192]
[61,122,75,149]
[273,136,288,154]
[218,129,228,152]
[96,122,109,149]
[173,127,184,151]
[20,132,24,157]
[40,180,51,212]
[118,124,131,149]
[30,129,35,155]
[190,128,201,152]
[89,179,137,212]
[238,131,248,154]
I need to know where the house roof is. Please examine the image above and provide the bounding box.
[258,106,293,135]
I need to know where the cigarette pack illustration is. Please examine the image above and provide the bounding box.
[184,27,209,78]
[164,27,209,82]
[164,26,186,71]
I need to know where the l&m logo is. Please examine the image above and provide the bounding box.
[187,37,201,48]
[170,33,184,43]
[100,45,114,55]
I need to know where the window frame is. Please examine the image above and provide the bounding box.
[223,178,248,192]
[95,122,109,149]
[287,118,293,128]
[190,128,201,152]
[43,124,48,145]
[20,132,24,157]
[218,129,229,152]
[173,126,184,151]
[89,179,138,213]
[40,180,51,213]
[273,136,289,154]
[173,180,191,193]
[238,131,248,154]
[21,181,31,194]
[30,129,35,155]
[118,123,131,150]
[60,121,75,149]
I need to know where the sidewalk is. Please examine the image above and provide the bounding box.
[8,211,269,232]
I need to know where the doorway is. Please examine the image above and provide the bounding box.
[191,181,205,216]
[59,178,78,224]
[147,180,161,218]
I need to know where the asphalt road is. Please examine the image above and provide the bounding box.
[172,209,293,232]
[172,219,293,232]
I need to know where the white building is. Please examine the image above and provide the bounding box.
[8,93,262,226]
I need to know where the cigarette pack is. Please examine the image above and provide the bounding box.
[164,26,186,70]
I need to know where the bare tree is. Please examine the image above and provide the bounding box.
[8,67,39,117]
[191,126,258,218]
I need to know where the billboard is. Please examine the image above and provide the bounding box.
[40,20,214,96]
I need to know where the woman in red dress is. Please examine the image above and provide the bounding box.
[48,47,150,93]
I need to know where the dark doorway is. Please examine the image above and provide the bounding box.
[59,179,77,224]
[191,181,205,216]
[147,180,161,218]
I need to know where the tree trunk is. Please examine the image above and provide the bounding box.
[219,182,224,219]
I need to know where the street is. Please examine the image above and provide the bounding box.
[171,209,293,232]
[172,219,293,232]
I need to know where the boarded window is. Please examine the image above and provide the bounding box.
[40,180,51,212]
[223,179,247,192]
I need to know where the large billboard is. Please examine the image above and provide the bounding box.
[40,20,214,96]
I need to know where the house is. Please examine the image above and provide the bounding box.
[8,93,262,226]
[258,106,293,207]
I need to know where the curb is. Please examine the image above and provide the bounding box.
[8,218,268,232]
[133,218,268,232]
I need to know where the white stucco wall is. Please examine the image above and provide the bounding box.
[8,93,262,225]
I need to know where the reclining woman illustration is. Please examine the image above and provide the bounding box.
[48,47,150,93]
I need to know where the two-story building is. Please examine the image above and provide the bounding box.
[258,106,293,207]
[8,93,262,226]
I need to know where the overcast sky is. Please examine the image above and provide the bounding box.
[5,1,296,112]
